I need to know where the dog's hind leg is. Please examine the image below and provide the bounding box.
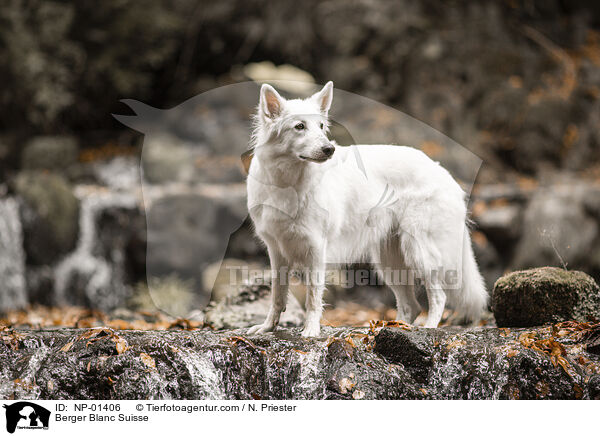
[374,244,422,324]
[400,232,447,328]
[248,241,289,334]
[390,284,421,324]
[423,280,446,327]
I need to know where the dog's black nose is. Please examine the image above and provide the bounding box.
[322,144,335,157]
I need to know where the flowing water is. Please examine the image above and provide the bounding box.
[0,197,27,310]
[54,188,138,310]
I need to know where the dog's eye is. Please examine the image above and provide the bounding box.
[294,123,305,130]
[320,123,324,129]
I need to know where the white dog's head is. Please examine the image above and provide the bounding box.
[254,81,335,163]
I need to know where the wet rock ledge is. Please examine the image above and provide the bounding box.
[1,321,599,400]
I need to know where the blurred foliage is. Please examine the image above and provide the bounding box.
[0,0,599,177]
[0,0,187,132]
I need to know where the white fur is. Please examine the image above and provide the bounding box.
[247,82,487,337]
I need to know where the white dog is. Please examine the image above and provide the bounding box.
[246,81,487,337]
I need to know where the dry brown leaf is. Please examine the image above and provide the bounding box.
[352,390,365,400]
[518,331,537,347]
[506,349,519,358]
[446,339,467,350]
[60,341,74,352]
[139,352,156,369]
[339,377,355,394]
[113,337,129,355]
[225,336,257,350]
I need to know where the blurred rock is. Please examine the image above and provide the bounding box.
[475,203,522,253]
[53,190,138,311]
[96,200,147,282]
[203,280,304,330]
[92,156,141,191]
[470,231,503,293]
[141,134,195,184]
[25,266,54,307]
[0,198,27,311]
[243,62,315,93]
[202,258,265,302]
[225,217,264,259]
[512,181,600,277]
[14,172,79,265]
[21,136,78,173]
[492,267,600,327]
[145,191,247,301]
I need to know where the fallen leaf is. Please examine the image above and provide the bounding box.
[446,339,467,350]
[352,389,365,400]
[506,349,519,358]
[60,342,74,352]
[139,352,156,369]
[113,337,129,355]
[339,377,355,394]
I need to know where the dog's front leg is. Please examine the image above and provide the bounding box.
[302,258,326,338]
[248,243,289,335]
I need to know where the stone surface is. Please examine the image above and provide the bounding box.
[374,327,438,383]
[203,281,305,330]
[1,321,598,400]
[492,267,600,327]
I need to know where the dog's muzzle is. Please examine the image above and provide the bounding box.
[321,143,335,157]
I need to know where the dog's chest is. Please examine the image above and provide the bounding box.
[248,184,326,238]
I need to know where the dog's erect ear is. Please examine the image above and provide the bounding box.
[312,81,334,113]
[260,84,284,119]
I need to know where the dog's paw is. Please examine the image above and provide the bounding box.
[300,324,321,338]
[247,323,275,335]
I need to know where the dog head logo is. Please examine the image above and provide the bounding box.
[3,402,50,433]
[113,80,482,315]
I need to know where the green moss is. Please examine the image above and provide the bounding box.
[492,267,600,327]
[14,171,79,264]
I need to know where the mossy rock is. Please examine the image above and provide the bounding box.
[492,267,600,327]
[14,171,79,265]
[141,135,193,184]
[21,136,78,172]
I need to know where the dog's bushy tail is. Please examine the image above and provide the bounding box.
[458,227,488,321]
